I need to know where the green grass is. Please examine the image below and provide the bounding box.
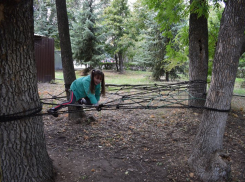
[55,71,64,80]
[55,70,245,94]
[233,88,245,95]
[56,70,157,85]
[234,78,245,95]
[235,78,245,83]
[55,70,84,84]
[104,70,153,85]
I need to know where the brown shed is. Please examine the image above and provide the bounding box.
[34,35,55,82]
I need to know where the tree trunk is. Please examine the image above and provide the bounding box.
[115,53,119,71]
[188,0,208,107]
[166,72,169,81]
[118,51,124,73]
[56,0,84,119]
[0,1,54,181]
[56,0,76,87]
[188,1,245,181]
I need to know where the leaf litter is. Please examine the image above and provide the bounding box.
[39,82,245,182]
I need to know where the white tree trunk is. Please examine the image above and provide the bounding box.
[188,1,245,181]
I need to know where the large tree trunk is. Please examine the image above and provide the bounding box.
[188,0,208,107]
[0,1,54,181]
[56,0,84,119]
[188,1,245,181]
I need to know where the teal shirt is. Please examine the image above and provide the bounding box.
[70,75,101,104]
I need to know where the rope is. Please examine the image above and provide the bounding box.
[1,80,243,122]
[0,105,43,122]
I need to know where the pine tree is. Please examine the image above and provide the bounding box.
[34,0,59,48]
[103,0,131,73]
[71,0,105,68]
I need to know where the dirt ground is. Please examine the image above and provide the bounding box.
[38,82,245,182]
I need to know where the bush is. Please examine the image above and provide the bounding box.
[237,67,245,78]
[124,62,147,71]
[79,67,93,76]
[100,62,116,70]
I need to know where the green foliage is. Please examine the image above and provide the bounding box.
[70,0,105,67]
[138,12,167,80]
[141,0,227,79]
[237,54,245,78]
[164,23,189,71]
[206,5,224,77]
[208,7,223,60]
[103,0,132,58]
[142,0,186,38]
[34,0,83,49]
[189,0,209,18]
[34,0,60,48]
[140,0,189,80]
[100,62,116,70]
[33,0,231,83]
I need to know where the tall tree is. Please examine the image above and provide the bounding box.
[188,0,245,181]
[71,0,104,68]
[0,1,54,181]
[188,0,208,107]
[56,0,78,119]
[103,0,130,73]
[141,12,168,81]
[34,0,59,48]
[142,0,189,79]
[56,0,76,89]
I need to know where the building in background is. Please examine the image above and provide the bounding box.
[34,35,55,82]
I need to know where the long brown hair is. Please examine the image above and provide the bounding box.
[90,69,105,96]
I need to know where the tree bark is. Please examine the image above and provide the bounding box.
[115,53,119,71]
[166,72,169,81]
[56,0,84,119]
[118,51,124,73]
[56,0,76,88]
[188,1,245,181]
[188,0,208,107]
[0,1,54,181]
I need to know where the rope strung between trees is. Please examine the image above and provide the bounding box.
[0,105,43,122]
[0,80,238,122]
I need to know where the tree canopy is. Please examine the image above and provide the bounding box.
[33,0,234,79]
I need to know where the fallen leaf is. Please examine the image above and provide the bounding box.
[84,135,89,140]
[150,115,155,118]
[232,113,238,118]
[129,125,135,129]
[189,173,194,178]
